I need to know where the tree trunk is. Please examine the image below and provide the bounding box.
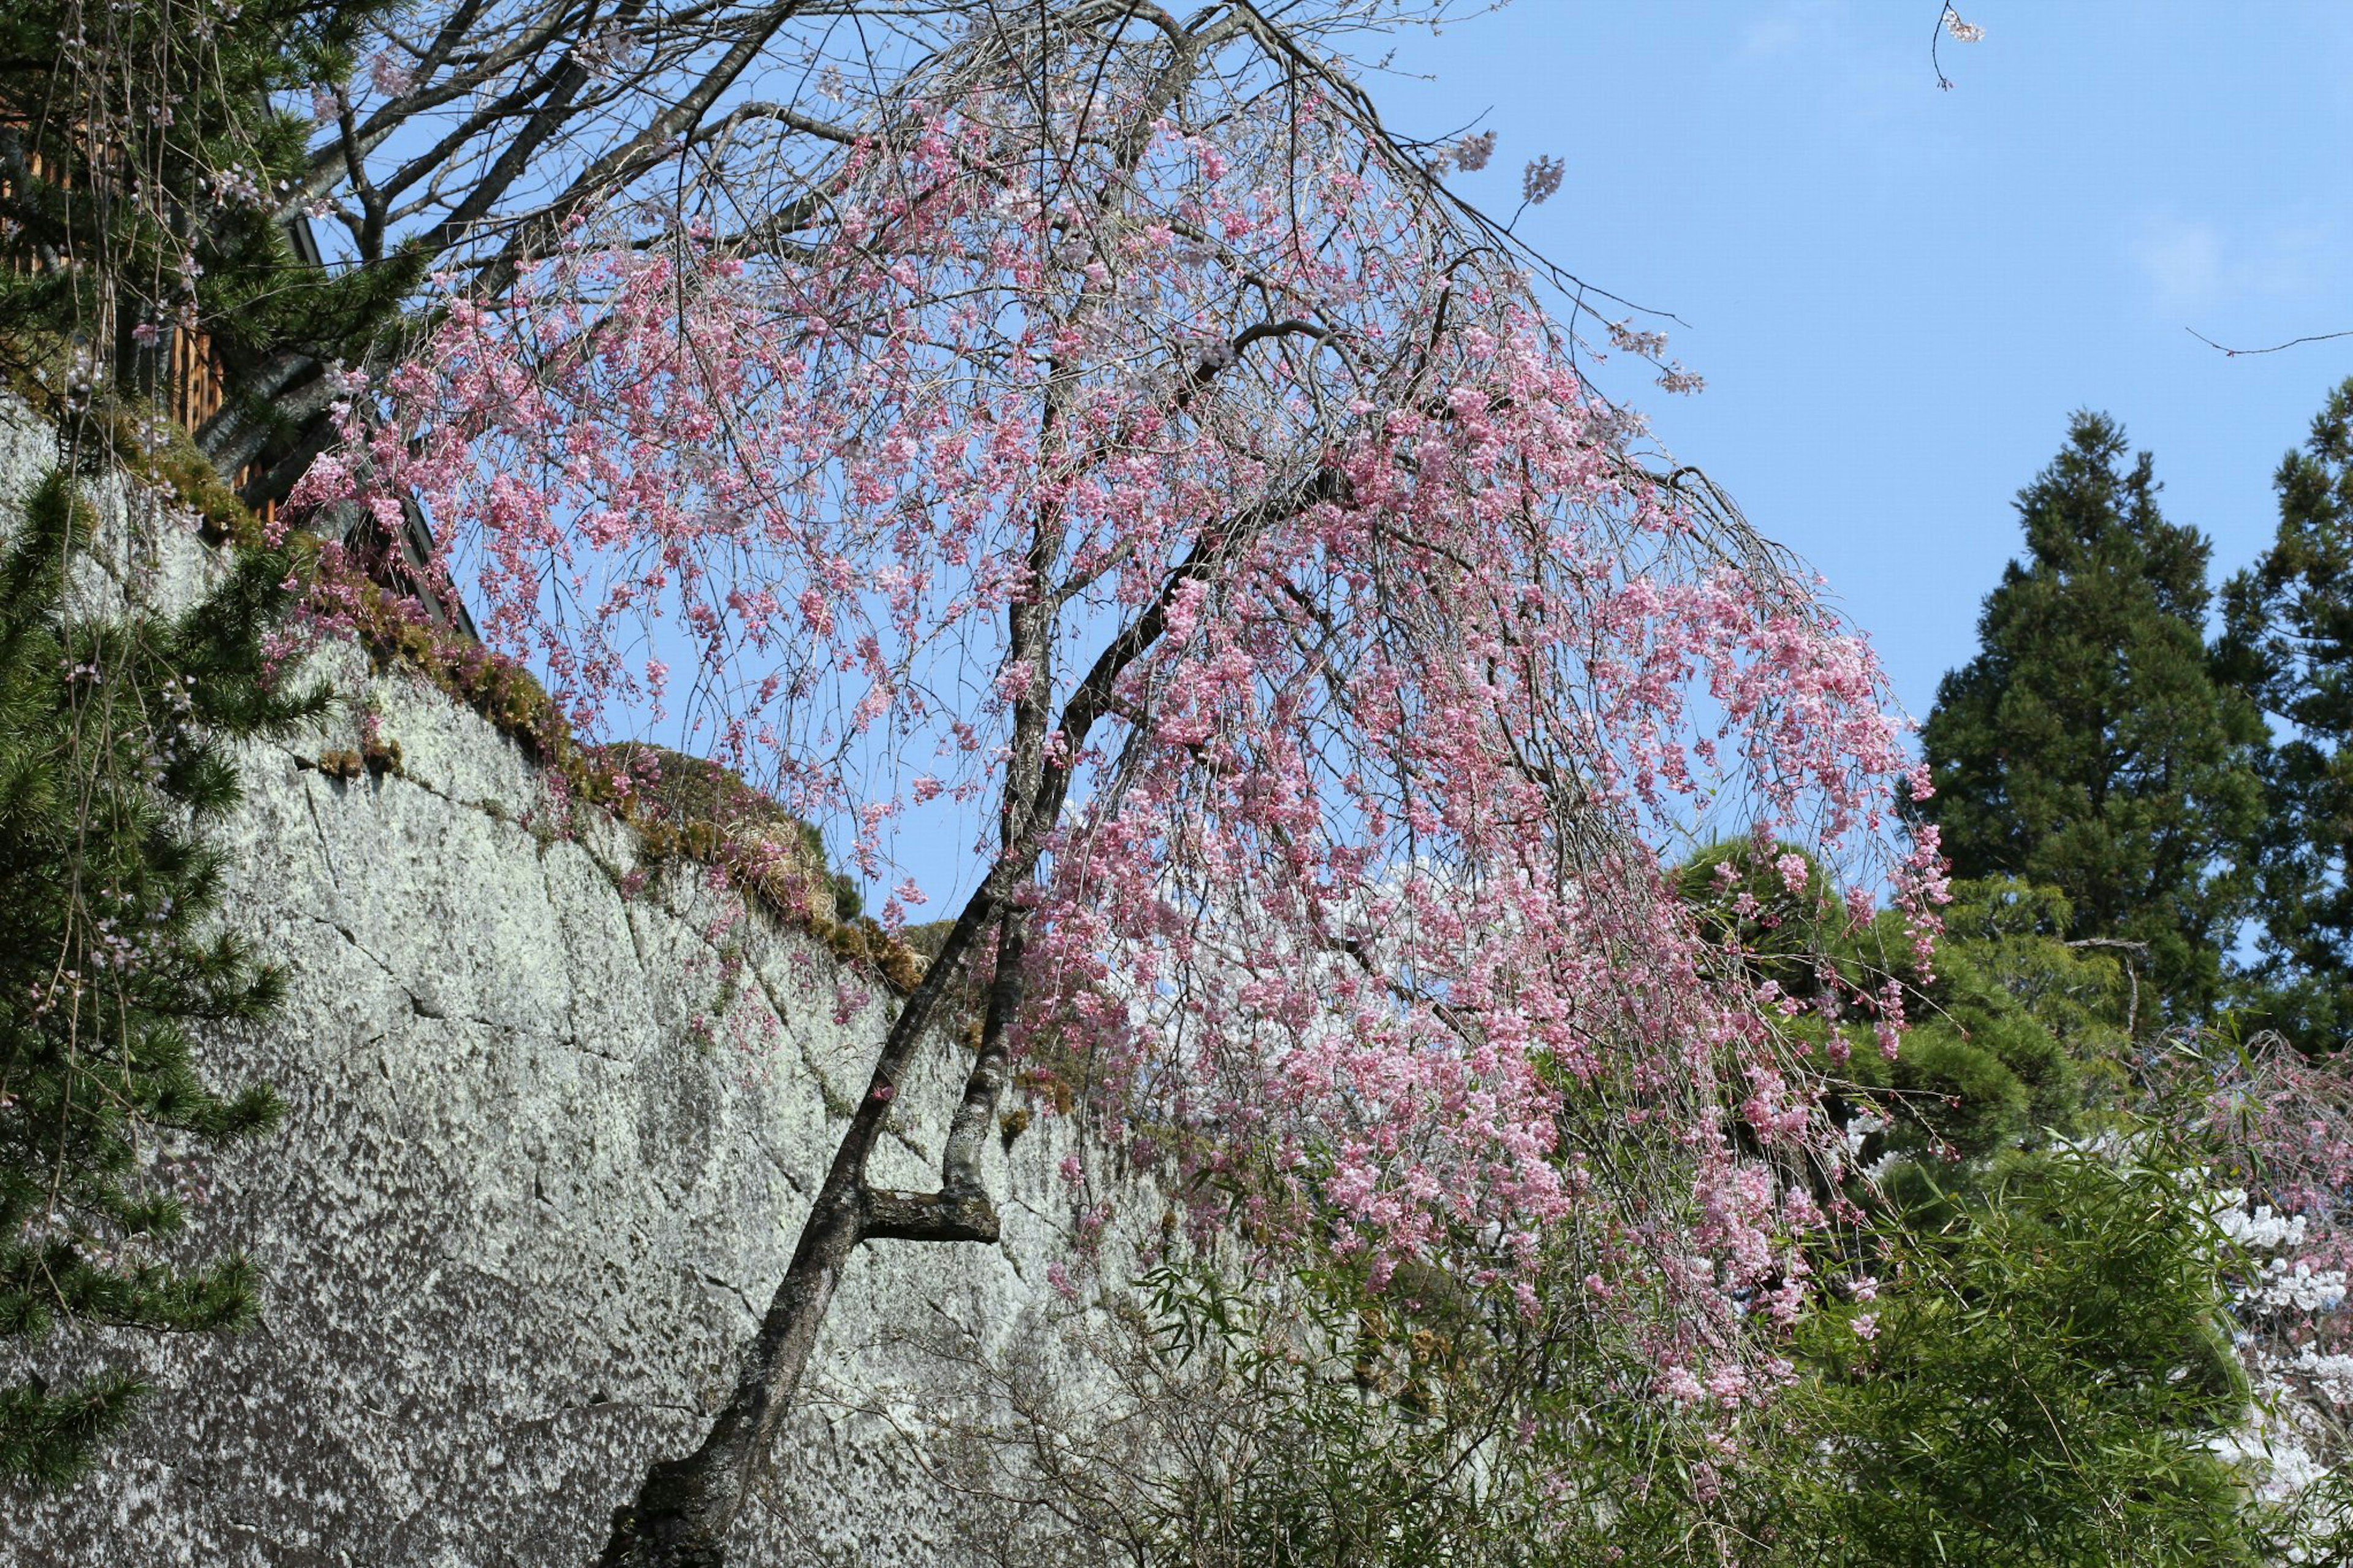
[599,1191,862,1566]
[596,1075,1010,1566]
[596,846,1025,1565]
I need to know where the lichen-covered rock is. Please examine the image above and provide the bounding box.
[0,400,1123,1567]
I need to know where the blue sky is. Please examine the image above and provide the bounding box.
[1379,0,2353,723]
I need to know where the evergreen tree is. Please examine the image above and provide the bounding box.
[0,0,411,400]
[1,471,324,1489]
[2216,377,2353,1050]
[1919,412,2265,1022]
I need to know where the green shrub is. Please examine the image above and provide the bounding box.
[1761,1143,2258,1566]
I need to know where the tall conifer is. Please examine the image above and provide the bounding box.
[1920,412,2264,1022]
[2217,379,2353,1048]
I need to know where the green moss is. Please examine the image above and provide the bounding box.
[0,355,268,547]
[359,735,402,777]
[998,1106,1033,1148]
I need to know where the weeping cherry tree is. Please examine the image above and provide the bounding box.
[297,5,1941,1561]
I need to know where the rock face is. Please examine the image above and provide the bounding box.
[1,401,1120,1567]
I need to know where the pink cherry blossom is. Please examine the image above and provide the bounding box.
[297,40,1934,1417]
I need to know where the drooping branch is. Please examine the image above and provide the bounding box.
[273,10,1939,1565]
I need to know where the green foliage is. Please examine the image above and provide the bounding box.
[0,0,409,387]
[1760,1143,2260,1567]
[1858,879,2132,1173]
[1118,1126,2268,1566]
[1127,1251,1730,1568]
[1,471,323,1489]
[1677,841,2128,1169]
[2217,376,2353,1048]
[1919,412,2267,1023]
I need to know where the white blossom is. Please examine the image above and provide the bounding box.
[1521,156,1564,207]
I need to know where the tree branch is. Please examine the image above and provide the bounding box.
[862,1185,1001,1243]
[2187,325,2353,358]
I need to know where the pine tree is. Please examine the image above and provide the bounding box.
[0,0,411,398]
[2216,378,2353,1050]
[1919,412,2265,1023]
[1,470,324,1489]
[1675,842,2132,1165]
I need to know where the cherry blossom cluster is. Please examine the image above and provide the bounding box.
[298,31,1936,1415]
[2175,1041,2353,1528]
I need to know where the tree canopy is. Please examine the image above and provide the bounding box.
[265,7,1941,1560]
[2219,377,2353,1047]
[1919,411,2265,1023]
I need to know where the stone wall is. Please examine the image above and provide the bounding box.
[0,400,1134,1567]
